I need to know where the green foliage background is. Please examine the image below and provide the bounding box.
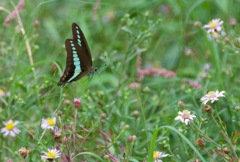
[0,0,239,161]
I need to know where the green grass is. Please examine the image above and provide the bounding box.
[0,0,239,161]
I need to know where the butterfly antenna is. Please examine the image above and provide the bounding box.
[96,63,107,68]
[96,70,101,80]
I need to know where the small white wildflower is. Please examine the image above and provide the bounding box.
[203,63,211,70]
[1,119,21,137]
[41,148,61,160]
[41,117,56,130]
[153,151,169,162]
[0,89,10,97]
[203,18,224,33]
[200,91,225,105]
[174,110,196,125]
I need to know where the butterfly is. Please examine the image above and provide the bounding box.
[58,23,97,86]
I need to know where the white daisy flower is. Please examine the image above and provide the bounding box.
[1,119,21,137]
[41,117,56,130]
[200,91,225,105]
[41,148,61,160]
[203,18,224,33]
[153,151,169,162]
[174,110,196,125]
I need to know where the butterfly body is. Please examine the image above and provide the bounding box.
[58,23,97,86]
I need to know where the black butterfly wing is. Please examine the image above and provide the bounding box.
[58,39,87,86]
[72,23,92,67]
[69,40,92,82]
[58,23,94,86]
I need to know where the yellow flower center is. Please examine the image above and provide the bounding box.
[209,21,217,29]
[153,151,159,159]
[47,118,55,126]
[46,151,56,158]
[206,91,216,99]
[0,89,4,96]
[182,110,190,119]
[6,122,15,130]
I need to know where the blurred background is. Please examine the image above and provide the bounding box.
[0,0,239,161]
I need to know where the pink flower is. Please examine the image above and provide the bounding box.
[74,98,81,108]
[4,0,25,26]
[136,55,176,81]
[105,152,120,162]
[183,80,202,89]
[128,82,141,89]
